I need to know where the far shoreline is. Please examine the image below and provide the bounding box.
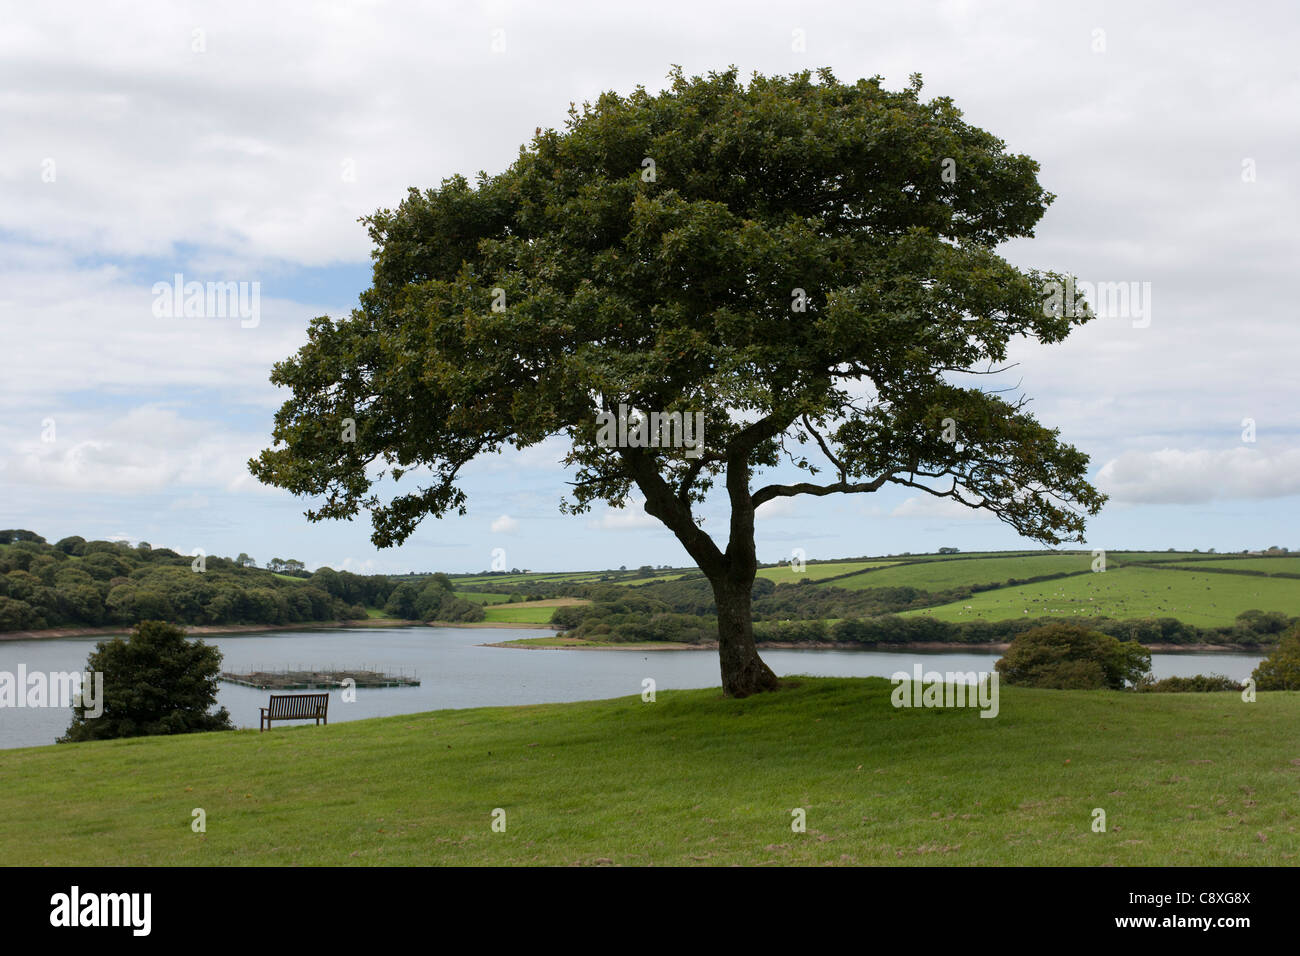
[483,638,1266,654]
[2,621,1268,655]
[0,618,558,642]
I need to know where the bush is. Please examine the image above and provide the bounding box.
[60,620,233,742]
[383,582,421,618]
[550,605,587,630]
[995,622,1151,690]
[1252,626,1300,690]
[1137,674,1242,693]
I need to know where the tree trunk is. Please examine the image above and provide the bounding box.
[710,572,778,697]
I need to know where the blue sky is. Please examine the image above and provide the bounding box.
[1,1,1297,574]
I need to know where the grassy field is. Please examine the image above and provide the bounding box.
[1105,551,1225,563]
[885,550,1045,561]
[457,591,514,605]
[903,565,1300,627]
[432,551,1300,631]
[1164,558,1300,575]
[826,553,1095,592]
[482,606,556,624]
[1,678,1295,866]
[449,571,605,587]
[481,599,590,624]
[756,560,897,585]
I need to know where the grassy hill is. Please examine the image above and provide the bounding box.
[1,678,1295,865]
[1164,557,1300,575]
[447,551,1299,636]
[756,560,898,585]
[824,553,1095,591]
[903,565,1300,627]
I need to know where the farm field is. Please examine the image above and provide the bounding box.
[1104,551,1223,563]
[456,591,513,605]
[452,570,683,588]
[1164,558,1300,575]
[825,553,1095,592]
[624,572,694,586]
[480,599,589,624]
[450,572,595,587]
[756,560,898,584]
[882,550,1045,562]
[903,565,1300,627]
[483,606,557,624]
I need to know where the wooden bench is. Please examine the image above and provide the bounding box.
[259,693,329,731]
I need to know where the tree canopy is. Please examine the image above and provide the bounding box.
[251,67,1106,695]
[60,620,234,742]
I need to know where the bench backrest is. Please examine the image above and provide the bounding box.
[267,693,329,718]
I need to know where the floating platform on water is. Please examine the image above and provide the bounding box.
[220,669,420,689]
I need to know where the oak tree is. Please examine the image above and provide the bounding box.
[250,67,1105,696]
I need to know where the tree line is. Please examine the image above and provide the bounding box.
[548,574,1296,648]
[0,531,431,631]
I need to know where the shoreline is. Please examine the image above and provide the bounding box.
[2,620,1265,654]
[0,618,468,642]
[484,638,1265,653]
[483,639,1263,655]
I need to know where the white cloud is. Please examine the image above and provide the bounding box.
[755,496,797,520]
[1096,447,1300,504]
[469,436,572,475]
[592,497,661,530]
[5,405,264,494]
[891,495,995,521]
[490,514,519,533]
[335,556,378,573]
[0,256,337,414]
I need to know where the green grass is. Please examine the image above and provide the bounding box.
[903,565,1300,627]
[1104,551,1216,563]
[888,550,1046,561]
[482,604,558,624]
[451,569,683,588]
[1164,557,1300,575]
[756,560,897,585]
[624,572,693,586]
[1,678,1296,865]
[450,571,599,587]
[457,591,514,605]
[826,553,1095,592]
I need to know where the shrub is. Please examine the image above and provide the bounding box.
[1252,625,1300,690]
[550,605,587,630]
[995,622,1151,690]
[60,620,233,742]
[1137,674,1242,693]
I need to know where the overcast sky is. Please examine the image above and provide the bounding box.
[1,0,1296,574]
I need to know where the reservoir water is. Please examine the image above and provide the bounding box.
[0,626,1265,750]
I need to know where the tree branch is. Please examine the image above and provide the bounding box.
[751,473,893,507]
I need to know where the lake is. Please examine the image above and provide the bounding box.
[0,626,1264,750]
